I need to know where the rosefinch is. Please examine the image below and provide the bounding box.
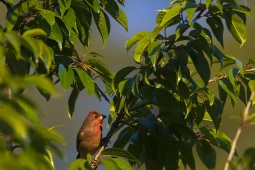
[76,110,106,159]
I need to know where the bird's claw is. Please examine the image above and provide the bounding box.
[90,160,101,169]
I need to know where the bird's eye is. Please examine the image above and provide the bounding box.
[95,116,98,118]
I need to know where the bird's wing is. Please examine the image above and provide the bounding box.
[76,130,83,152]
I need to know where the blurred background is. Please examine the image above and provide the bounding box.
[1,0,255,169]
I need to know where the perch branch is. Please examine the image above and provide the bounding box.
[92,100,152,168]
[224,90,255,170]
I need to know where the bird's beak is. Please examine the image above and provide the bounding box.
[100,114,107,120]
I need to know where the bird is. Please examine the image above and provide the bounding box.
[76,110,106,159]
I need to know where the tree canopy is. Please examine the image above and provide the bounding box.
[0,0,255,169]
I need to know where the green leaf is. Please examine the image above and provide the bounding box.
[39,10,55,26]
[25,75,58,96]
[196,139,216,169]
[100,148,140,163]
[125,31,150,51]
[112,66,136,94]
[236,81,246,105]
[45,150,55,168]
[67,159,86,170]
[112,158,133,170]
[170,124,198,142]
[218,83,228,107]
[248,80,255,106]
[61,8,76,36]
[49,22,63,50]
[105,2,128,31]
[224,13,247,47]
[228,68,238,90]
[57,0,71,16]
[206,17,224,47]
[205,0,212,9]
[195,103,205,125]
[154,88,179,114]
[151,5,182,42]
[100,158,118,170]
[138,114,157,129]
[182,1,196,24]
[148,41,161,70]
[131,73,142,99]
[85,0,100,13]
[68,86,80,118]
[58,64,74,91]
[6,10,19,32]
[242,148,255,169]
[22,28,48,38]
[86,59,113,83]
[175,23,188,41]
[75,66,95,96]
[176,142,195,169]
[5,32,22,58]
[113,126,135,148]
[218,79,236,103]
[205,99,222,130]
[236,59,244,75]
[134,34,151,63]
[93,9,110,47]
[117,0,125,6]
[232,5,253,17]
[16,99,41,129]
[210,129,236,156]
[185,46,210,85]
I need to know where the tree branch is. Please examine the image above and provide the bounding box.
[0,0,11,8]
[208,68,255,83]
[92,100,152,168]
[224,90,255,170]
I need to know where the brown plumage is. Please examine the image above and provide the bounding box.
[76,110,106,159]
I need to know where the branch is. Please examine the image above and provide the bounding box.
[224,90,255,170]
[94,83,110,104]
[208,68,255,83]
[92,100,152,168]
[0,0,11,8]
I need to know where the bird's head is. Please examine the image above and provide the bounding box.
[83,110,106,131]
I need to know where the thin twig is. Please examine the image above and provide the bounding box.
[94,83,110,104]
[120,120,139,129]
[224,90,255,170]
[208,68,255,83]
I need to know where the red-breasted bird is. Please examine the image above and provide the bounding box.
[76,110,106,159]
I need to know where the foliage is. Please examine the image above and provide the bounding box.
[0,0,255,169]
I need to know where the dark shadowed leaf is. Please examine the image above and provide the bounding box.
[68,86,80,118]
[176,141,195,169]
[100,148,140,163]
[196,139,216,169]
[58,64,74,91]
[206,17,224,47]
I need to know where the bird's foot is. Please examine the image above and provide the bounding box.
[90,160,101,169]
